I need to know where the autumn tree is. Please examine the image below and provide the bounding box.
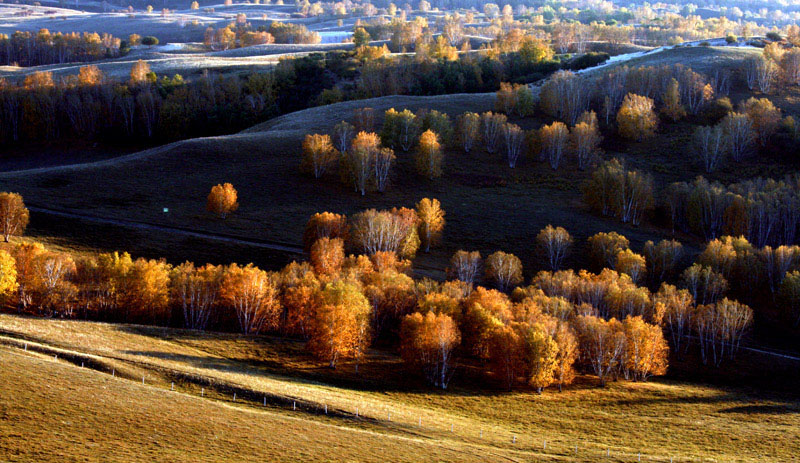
[661,78,685,121]
[344,131,379,195]
[571,112,601,170]
[416,129,443,179]
[77,65,104,86]
[448,250,481,284]
[489,323,524,390]
[694,298,752,365]
[502,122,525,168]
[220,263,280,335]
[721,112,755,161]
[308,280,371,368]
[481,112,506,153]
[303,212,348,252]
[539,70,589,125]
[416,198,445,252]
[681,263,728,305]
[0,192,29,242]
[333,121,355,154]
[740,97,781,145]
[35,251,77,317]
[129,59,152,85]
[552,321,578,391]
[280,262,320,337]
[539,121,569,170]
[350,208,418,258]
[655,283,694,354]
[206,183,239,219]
[615,249,646,285]
[353,27,371,47]
[573,315,625,386]
[0,250,17,304]
[536,225,572,271]
[456,112,481,152]
[588,231,629,270]
[485,251,523,292]
[617,93,657,141]
[310,237,345,276]
[11,242,45,309]
[301,133,338,178]
[462,287,513,357]
[170,262,222,330]
[584,159,654,225]
[373,147,396,193]
[643,239,683,282]
[621,316,668,381]
[521,322,559,392]
[400,311,460,388]
[694,125,726,173]
[119,257,171,323]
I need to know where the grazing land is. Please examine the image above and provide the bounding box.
[2,313,799,463]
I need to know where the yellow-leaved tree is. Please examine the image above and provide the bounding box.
[220,263,280,335]
[416,129,443,179]
[307,280,371,368]
[617,93,657,141]
[415,198,445,253]
[0,250,18,304]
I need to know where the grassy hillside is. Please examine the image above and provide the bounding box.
[1,313,798,462]
[581,45,760,77]
[3,47,798,275]
[0,347,514,463]
[0,91,693,274]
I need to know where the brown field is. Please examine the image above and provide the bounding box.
[1,313,798,462]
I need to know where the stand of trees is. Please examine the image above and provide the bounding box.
[0,29,122,67]
[5,188,781,391]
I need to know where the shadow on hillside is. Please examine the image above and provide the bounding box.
[718,404,800,415]
[613,391,800,414]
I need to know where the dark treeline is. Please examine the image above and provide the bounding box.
[0,47,604,149]
[0,30,123,67]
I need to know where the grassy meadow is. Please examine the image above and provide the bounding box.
[1,313,798,462]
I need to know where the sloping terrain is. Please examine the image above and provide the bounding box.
[1,46,791,274]
[1,313,798,462]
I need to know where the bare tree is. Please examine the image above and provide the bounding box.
[333,121,355,154]
[481,112,506,153]
[539,121,569,170]
[694,125,726,173]
[502,123,525,168]
[536,225,573,271]
[448,250,482,284]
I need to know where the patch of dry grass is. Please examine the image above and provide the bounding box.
[1,313,798,463]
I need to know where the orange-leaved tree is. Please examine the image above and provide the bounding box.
[307,280,371,368]
[0,192,29,242]
[207,183,239,219]
[400,311,460,389]
[220,263,280,335]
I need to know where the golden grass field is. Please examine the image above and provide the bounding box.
[1,313,798,462]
